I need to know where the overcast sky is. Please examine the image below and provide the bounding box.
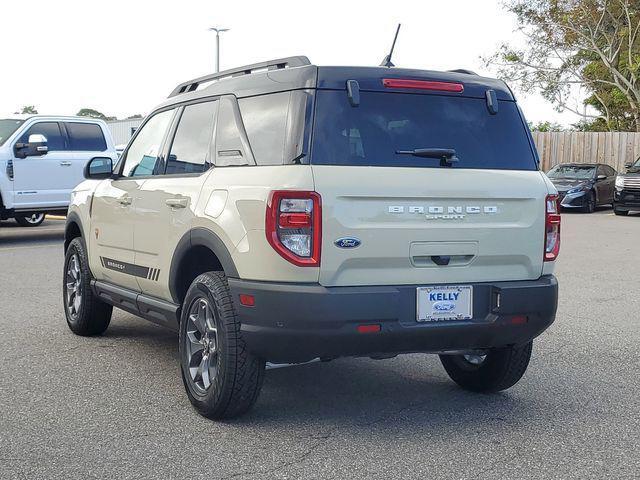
[1,0,580,126]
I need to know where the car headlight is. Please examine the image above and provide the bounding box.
[567,184,586,195]
[615,176,624,188]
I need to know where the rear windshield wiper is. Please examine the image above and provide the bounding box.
[395,148,459,166]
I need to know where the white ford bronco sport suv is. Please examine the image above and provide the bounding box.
[0,115,116,226]
[63,57,560,420]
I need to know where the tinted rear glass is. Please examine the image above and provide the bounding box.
[65,122,107,151]
[311,91,536,170]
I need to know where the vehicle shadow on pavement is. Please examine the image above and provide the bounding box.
[249,358,542,430]
[560,206,612,214]
[100,316,544,433]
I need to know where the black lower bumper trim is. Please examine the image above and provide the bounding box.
[229,276,559,363]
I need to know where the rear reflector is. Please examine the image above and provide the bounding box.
[278,212,312,228]
[382,78,464,93]
[357,324,381,334]
[510,315,528,325]
[239,294,255,307]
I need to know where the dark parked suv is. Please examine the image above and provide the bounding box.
[614,158,640,215]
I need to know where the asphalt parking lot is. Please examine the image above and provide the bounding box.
[0,211,638,479]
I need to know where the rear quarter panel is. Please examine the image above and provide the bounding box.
[192,165,318,283]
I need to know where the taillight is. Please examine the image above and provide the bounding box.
[382,78,464,92]
[266,191,321,267]
[544,194,561,261]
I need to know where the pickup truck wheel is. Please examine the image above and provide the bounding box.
[439,341,533,393]
[179,272,265,420]
[15,213,45,227]
[63,237,112,336]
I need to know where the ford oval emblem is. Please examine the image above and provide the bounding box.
[334,237,361,249]
[433,301,456,312]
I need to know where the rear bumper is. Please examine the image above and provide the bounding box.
[228,275,559,363]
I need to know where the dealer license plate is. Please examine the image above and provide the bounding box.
[416,285,473,322]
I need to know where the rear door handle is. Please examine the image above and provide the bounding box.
[118,196,132,206]
[166,197,188,209]
[59,161,72,166]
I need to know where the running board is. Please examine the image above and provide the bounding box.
[91,280,180,331]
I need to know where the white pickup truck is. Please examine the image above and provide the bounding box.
[0,115,117,226]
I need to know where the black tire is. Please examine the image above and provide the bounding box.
[63,237,112,336]
[614,208,629,216]
[15,213,45,227]
[440,341,533,393]
[179,271,265,420]
[582,191,596,213]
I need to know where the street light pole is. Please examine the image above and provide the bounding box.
[208,27,229,72]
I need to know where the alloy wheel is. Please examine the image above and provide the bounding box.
[185,298,219,394]
[463,354,487,365]
[24,213,45,224]
[65,254,82,319]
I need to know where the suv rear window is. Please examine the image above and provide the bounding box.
[311,91,536,170]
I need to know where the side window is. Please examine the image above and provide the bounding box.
[238,92,290,165]
[121,110,174,177]
[166,101,217,175]
[214,96,254,167]
[605,165,616,176]
[18,122,65,151]
[65,122,107,151]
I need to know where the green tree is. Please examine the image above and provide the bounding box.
[125,114,143,119]
[529,120,565,132]
[14,105,38,114]
[76,108,117,121]
[486,0,640,131]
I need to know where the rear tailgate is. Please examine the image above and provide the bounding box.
[309,83,548,287]
[313,166,547,286]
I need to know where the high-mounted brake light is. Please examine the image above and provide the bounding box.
[266,191,321,267]
[544,195,561,261]
[382,78,464,93]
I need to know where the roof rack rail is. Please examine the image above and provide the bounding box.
[168,56,311,98]
[448,69,479,75]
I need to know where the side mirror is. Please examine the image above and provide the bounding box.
[596,174,607,181]
[84,156,114,179]
[14,134,48,159]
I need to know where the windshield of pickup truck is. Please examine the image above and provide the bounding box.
[311,91,537,170]
[0,119,25,146]
[547,165,596,180]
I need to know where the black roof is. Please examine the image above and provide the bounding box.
[156,56,515,111]
[316,66,513,100]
